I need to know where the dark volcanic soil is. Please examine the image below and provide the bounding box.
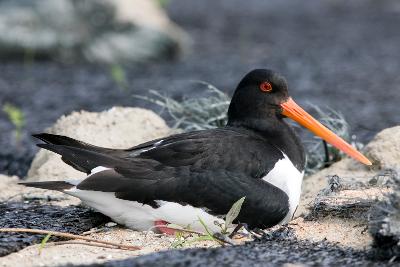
[0,201,107,257]
[1,0,400,174]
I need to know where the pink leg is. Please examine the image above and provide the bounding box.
[154,220,177,235]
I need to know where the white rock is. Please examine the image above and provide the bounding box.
[364,125,400,170]
[27,107,171,182]
[0,175,21,202]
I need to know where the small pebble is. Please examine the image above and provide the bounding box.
[105,222,117,227]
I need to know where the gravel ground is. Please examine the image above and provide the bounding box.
[1,0,400,176]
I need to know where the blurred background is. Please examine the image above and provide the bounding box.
[0,0,399,176]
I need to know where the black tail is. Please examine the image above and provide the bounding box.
[33,133,113,153]
[19,181,75,191]
[33,133,131,174]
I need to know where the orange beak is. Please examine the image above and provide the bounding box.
[280,98,372,165]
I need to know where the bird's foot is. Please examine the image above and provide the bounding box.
[228,223,247,239]
[229,223,265,239]
[212,232,235,245]
[249,227,267,240]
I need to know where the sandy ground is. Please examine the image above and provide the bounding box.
[288,217,371,250]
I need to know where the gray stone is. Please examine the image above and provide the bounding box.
[369,169,400,261]
[0,0,187,64]
[298,125,400,217]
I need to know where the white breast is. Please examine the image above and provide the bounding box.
[262,153,304,224]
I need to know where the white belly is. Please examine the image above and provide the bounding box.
[262,153,304,224]
[65,188,223,233]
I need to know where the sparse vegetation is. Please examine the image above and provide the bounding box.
[133,82,230,130]
[2,103,25,143]
[136,84,361,173]
[169,197,247,247]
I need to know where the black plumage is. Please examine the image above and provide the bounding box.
[21,69,310,229]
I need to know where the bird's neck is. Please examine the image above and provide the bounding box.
[227,117,306,171]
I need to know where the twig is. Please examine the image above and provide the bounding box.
[0,228,141,251]
[41,240,140,251]
[161,226,205,236]
[81,227,107,236]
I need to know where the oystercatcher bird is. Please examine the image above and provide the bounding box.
[21,69,371,233]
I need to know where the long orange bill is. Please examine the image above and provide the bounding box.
[280,98,372,166]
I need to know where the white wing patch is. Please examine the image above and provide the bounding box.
[90,166,111,174]
[262,152,304,224]
[128,139,165,157]
[63,167,110,186]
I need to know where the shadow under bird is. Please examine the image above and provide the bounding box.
[21,69,371,234]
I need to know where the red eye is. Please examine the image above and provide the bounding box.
[259,82,273,92]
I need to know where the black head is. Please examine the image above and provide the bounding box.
[226,68,372,166]
[227,69,290,125]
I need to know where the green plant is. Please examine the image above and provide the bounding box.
[169,197,246,247]
[2,103,25,142]
[38,233,52,254]
[110,64,128,90]
[197,216,220,242]
[223,196,245,234]
[171,231,187,248]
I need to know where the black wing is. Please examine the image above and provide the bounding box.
[34,128,289,228]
